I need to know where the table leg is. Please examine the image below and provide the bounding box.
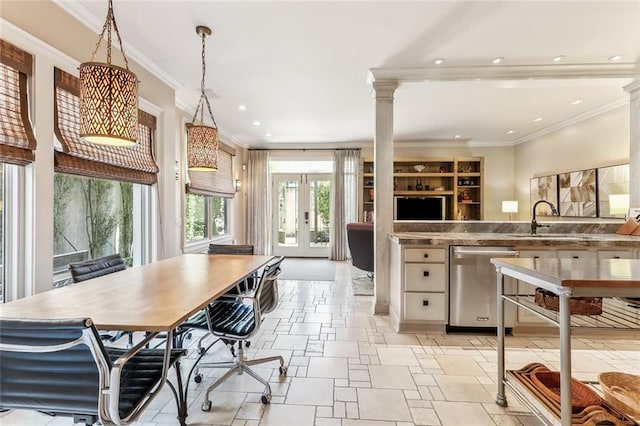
[559,293,572,426]
[495,266,508,407]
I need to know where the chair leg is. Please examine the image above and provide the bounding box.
[200,340,287,411]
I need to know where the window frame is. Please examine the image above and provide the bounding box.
[184,193,230,249]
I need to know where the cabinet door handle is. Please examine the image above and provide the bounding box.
[423,300,429,306]
[533,255,540,259]
[572,255,579,259]
[614,256,620,259]
[423,271,430,277]
[423,253,429,258]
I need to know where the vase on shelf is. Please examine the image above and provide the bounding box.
[416,179,423,191]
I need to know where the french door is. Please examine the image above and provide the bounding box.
[272,174,331,257]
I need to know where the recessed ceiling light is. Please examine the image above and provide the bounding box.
[570,99,583,105]
[252,121,261,126]
[551,55,565,62]
[608,54,623,62]
[506,130,515,135]
[238,105,247,111]
[265,133,272,137]
[491,57,504,64]
[434,58,445,65]
[454,134,461,139]
[533,117,543,122]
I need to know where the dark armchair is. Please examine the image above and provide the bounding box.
[0,317,185,425]
[346,222,374,279]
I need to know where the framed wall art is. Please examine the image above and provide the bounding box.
[558,168,596,217]
[597,163,630,218]
[530,175,558,216]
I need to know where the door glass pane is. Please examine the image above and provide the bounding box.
[277,179,299,248]
[309,178,330,248]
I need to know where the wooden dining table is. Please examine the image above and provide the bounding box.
[0,253,274,425]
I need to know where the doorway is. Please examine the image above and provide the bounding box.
[272,173,331,257]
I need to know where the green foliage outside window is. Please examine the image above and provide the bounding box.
[119,182,134,266]
[185,193,206,241]
[81,179,118,259]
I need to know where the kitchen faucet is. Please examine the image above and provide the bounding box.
[531,200,559,234]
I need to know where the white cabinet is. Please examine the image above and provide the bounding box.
[389,244,447,331]
[597,249,634,260]
[556,249,597,259]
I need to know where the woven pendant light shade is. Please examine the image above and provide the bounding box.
[79,62,138,146]
[187,124,219,171]
[187,25,219,171]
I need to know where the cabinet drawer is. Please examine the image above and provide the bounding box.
[517,250,557,259]
[405,248,445,263]
[597,250,634,260]
[404,293,446,321]
[557,250,596,260]
[405,263,446,292]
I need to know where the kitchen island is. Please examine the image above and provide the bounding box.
[388,229,639,333]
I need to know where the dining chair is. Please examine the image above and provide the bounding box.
[347,222,374,280]
[182,256,288,409]
[68,254,133,346]
[0,317,185,425]
[208,244,258,296]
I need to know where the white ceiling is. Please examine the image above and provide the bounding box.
[58,0,640,148]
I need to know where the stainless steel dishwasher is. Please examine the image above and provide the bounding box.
[449,246,518,329]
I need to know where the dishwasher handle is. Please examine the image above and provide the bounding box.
[453,248,520,257]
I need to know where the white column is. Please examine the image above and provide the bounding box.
[372,80,397,315]
[624,80,640,210]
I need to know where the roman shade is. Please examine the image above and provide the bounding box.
[187,142,235,197]
[53,68,159,185]
[0,39,37,165]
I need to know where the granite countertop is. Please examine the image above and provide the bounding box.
[389,232,640,248]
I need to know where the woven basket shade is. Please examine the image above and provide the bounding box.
[0,39,37,165]
[187,147,235,198]
[79,62,138,146]
[54,68,158,185]
[187,124,219,171]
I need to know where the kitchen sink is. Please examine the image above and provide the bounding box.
[504,233,602,240]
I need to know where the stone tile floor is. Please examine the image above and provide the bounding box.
[2,260,639,425]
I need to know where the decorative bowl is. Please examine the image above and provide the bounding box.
[413,165,425,173]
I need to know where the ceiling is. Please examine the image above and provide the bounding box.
[57,1,639,148]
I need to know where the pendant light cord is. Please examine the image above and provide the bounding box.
[191,29,217,128]
[90,0,131,70]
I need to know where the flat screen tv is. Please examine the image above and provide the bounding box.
[394,196,446,221]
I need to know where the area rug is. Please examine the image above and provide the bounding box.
[352,275,374,296]
[279,258,336,281]
[351,264,374,295]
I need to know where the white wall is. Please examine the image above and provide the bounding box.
[362,144,515,220]
[513,106,630,220]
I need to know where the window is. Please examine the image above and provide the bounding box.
[53,174,143,286]
[0,165,4,302]
[185,193,227,243]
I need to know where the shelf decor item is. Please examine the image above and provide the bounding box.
[599,372,640,420]
[531,370,601,413]
[413,165,425,173]
[534,288,603,315]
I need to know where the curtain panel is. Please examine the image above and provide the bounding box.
[247,150,270,255]
[186,143,236,198]
[330,149,360,260]
[0,39,37,165]
[53,68,159,185]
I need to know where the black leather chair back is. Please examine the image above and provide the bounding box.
[208,244,254,255]
[0,317,185,424]
[68,254,126,283]
[0,318,109,421]
[346,222,374,273]
[255,256,284,315]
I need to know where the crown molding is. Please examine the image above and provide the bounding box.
[513,97,628,145]
[52,0,183,91]
[369,63,640,84]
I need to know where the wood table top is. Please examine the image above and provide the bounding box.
[0,254,273,332]
[491,257,640,289]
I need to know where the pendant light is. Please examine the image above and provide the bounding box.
[187,25,219,171]
[79,0,138,147]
